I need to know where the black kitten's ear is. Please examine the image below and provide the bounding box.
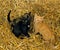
[7,10,11,23]
[28,12,31,15]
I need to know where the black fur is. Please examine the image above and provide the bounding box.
[7,10,33,37]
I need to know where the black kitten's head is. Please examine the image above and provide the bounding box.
[12,12,32,25]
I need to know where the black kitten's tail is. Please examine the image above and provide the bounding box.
[7,10,11,23]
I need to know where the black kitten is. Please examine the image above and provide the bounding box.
[7,10,33,37]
